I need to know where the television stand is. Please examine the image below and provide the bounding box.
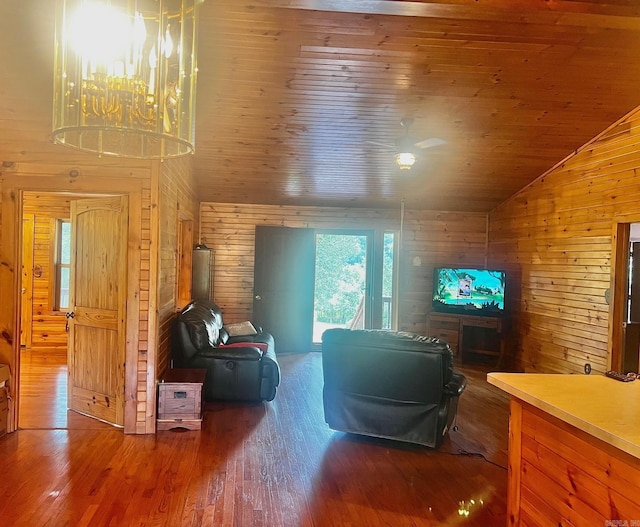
[427,313,507,367]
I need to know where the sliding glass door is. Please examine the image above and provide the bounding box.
[313,230,397,344]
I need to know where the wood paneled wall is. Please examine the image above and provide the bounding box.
[199,203,488,336]
[156,158,198,381]
[22,193,71,350]
[489,107,640,374]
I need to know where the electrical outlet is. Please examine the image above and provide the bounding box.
[584,363,592,375]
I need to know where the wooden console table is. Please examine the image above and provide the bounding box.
[488,372,640,526]
[428,313,506,365]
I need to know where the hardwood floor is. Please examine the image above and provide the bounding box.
[5,351,509,526]
[18,348,113,430]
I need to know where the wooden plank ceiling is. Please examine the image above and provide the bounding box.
[195,0,640,211]
[3,1,640,211]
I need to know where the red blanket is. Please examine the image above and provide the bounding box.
[219,342,268,353]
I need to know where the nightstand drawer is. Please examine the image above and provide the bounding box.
[432,329,459,347]
[158,384,202,420]
[429,316,459,332]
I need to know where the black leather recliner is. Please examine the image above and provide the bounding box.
[171,300,280,402]
[321,328,467,448]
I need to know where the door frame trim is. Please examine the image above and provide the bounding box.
[20,213,35,349]
[609,213,640,372]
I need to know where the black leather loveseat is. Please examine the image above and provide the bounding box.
[321,328,467,448]
[171,300,280,402]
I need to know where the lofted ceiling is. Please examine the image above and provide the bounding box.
[3,1,640,212]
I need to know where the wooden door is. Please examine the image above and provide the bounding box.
[253,226,315,354]
[20,214,35,348]
[67,196,128,426]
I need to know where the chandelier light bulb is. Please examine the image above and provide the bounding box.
[69,4,131,64]
[164,27,174,58]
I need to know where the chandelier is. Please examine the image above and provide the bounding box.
[52,0,202,159]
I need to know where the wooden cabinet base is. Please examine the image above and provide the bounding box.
[508,399,640,526]
[156,418,202,431]
[427,313,506,365]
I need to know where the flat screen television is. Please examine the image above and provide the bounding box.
[432,267,506,317]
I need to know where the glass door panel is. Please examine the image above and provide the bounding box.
[313,233,369,343]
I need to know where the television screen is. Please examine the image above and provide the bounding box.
[432,267,506,316]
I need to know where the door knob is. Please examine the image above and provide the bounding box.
[65,311,75,332]
[255,295,262,301]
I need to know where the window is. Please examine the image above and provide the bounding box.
[55,220,71,311]
[382,231,396,329]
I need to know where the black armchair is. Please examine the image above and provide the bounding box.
[321,328,467,448]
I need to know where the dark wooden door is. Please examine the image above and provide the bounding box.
[253,226,315,354]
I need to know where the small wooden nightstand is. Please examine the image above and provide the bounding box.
[157,368,206,431]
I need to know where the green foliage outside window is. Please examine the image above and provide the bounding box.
[314,234,366,324]
[314,232,395,328]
